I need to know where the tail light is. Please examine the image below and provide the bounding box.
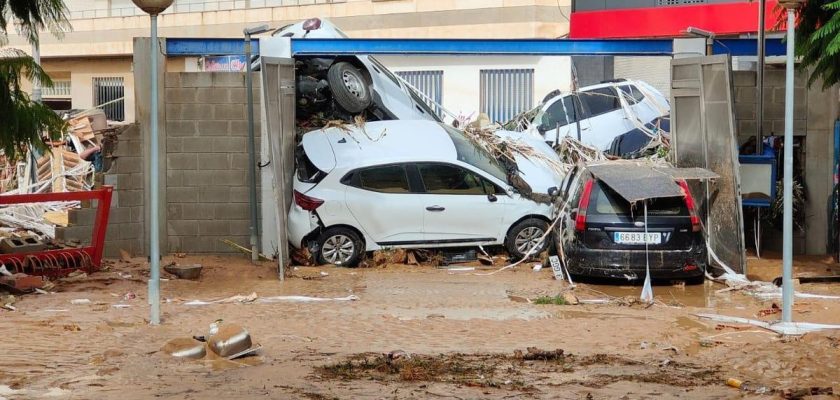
[575,179,594,232]
[303,18,322,31]
[294,190,324,211]
[677,180,701,232]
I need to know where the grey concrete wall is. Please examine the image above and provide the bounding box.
[57,124,146,258]
[733,67,839,255]
[163,72,260,254]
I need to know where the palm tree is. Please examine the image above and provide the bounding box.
[792,0,840,88]
[1,0,71,160]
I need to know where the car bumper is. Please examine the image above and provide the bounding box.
[287,205,319,249]
[565,244,706,280]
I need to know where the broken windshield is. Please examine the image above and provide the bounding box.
[443,125,508,184]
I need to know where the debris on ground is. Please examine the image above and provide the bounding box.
[220,239,273,261]
[513,347,564,361]
[163,322,261,364]
[184,292,359,306]
[163,263,203,280]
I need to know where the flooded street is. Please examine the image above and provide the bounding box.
[1,254,839,399]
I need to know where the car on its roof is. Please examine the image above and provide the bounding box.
[289,120,563,266]
[268,18,443,123]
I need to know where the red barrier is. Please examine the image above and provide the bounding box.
[0,186,113,277]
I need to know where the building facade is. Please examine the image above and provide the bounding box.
[10,0,573,124]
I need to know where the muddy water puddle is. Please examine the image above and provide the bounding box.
[575,280,750,308]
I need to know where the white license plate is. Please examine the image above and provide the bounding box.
[614,232,662,245]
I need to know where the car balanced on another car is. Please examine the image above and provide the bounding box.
[289,120,563,266]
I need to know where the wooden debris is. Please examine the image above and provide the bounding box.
[514,347,565,361]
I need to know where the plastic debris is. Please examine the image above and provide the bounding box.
[70,298,91,305]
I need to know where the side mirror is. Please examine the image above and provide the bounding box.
[548,186,560,198]
[487,193,498,203]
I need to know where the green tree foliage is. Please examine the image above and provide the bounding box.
[793,0,840,88]
[0,0,71,160]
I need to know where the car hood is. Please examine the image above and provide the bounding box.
[493,130,565,193]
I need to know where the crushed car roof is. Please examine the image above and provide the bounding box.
[586,162,718,203]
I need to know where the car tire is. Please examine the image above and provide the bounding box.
[506,218,551,260]
[327,62,371,114]
[316,227,364,267]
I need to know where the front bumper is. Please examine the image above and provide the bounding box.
[564,243,706,280]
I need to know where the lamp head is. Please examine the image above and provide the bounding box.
[778,0,805,9]
[131,0,174,15]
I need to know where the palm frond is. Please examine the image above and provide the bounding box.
[0,0,71,46]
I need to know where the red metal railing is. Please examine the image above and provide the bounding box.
[0,187,113,277]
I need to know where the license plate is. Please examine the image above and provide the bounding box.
[614,232,662,245]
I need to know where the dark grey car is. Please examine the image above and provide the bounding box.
[554,168,707,283]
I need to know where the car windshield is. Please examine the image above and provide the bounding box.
[443,125,508,183]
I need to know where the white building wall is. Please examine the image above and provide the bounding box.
[377,55,572,121]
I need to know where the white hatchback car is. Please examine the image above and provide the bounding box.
[526,80,669,152]
[289,120,560,266]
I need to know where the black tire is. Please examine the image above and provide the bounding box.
[327,62,371,114]
[505,218,551,260]
[316,227,364,267]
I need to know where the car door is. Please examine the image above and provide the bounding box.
[343,164,425,245]
[535,94,588,145]
[578,87,631,151]
[415,163,509,242]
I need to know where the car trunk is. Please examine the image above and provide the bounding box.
[581,181,695,251]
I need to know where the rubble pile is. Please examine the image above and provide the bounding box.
[0,109,124,243]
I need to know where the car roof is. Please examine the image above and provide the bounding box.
[274,18,347,39]
[301,120,458,171]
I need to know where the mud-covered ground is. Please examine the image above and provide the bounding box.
[1,253,839,399]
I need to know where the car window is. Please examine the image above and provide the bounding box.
[617,85,645,105]
[295,144,326,184]
[590,180,688,216]
[418,163,493,195]
[542,96,578,129]
[358,165,410,193]
[580,87,620,117]
[442,125,508,183]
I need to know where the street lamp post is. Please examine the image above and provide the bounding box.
[131,0,173,325]
[778,0,804,324]
[244,25,272,264]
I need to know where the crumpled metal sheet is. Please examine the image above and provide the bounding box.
[587,163,684,203]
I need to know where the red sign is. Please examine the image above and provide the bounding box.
[570,1,784,39]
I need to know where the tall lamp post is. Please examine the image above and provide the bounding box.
[131,0,173,325]
[244,25,272,264]
[778,0,804,324]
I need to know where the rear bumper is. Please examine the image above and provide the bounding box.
[287,205,319,249]
[565,243,706,280]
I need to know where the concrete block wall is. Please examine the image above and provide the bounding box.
[733,67,809,143]
[733,67,840,255]
[57,124,146,257]
[164,72,260,254]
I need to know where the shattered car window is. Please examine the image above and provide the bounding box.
[591,180,688,216]
[295,145,326,183]
[580,87,620,117]
[443,126,508,183]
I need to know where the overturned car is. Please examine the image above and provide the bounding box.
[273,18,442,125]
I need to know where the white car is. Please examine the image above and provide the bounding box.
[289,120,560,266]
[271,18,441,122]
[526,80,669,152]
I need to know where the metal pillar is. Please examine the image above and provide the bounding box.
[781,7,796,323]
[149,14,161,325]
[245,34,260,264]
[756,0,766,154]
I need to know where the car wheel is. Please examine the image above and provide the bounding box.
[327,62,371,114]
[316,227,364,267]
[506,218,550,260]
